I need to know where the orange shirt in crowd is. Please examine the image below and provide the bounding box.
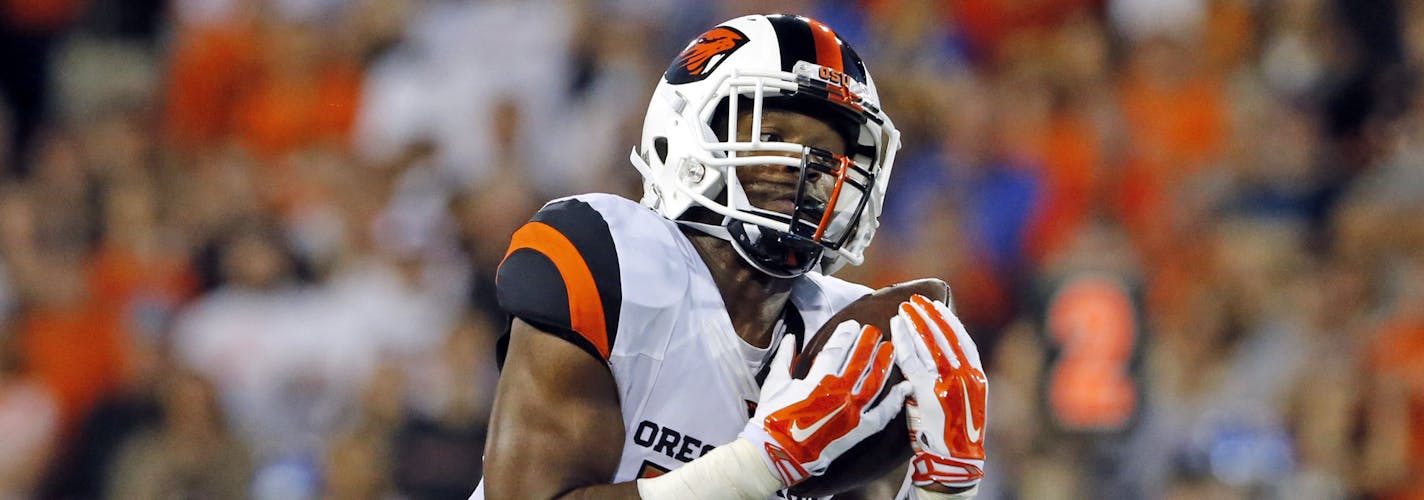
[163,23,263,150]
[1114,64,1227,264]
[1,0,84,32]
[233,63,362,159]
[1370,314,1424,500]
[1025,111,1103,263]
[1203,0,1255,74]
[87,244,197,332]
[165,20,362,153]
[1119,74,1226,175]
[941,0,1097,62]
[16,303,123,437]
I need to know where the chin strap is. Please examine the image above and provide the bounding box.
[677,219,806,279]
[676,220,735,241]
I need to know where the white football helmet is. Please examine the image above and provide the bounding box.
[629,14,901,278]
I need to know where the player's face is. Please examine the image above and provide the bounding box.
[734,109,847,219]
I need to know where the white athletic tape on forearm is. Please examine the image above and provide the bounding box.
[636,438,783,499]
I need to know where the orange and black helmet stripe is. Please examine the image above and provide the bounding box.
[806,17,843,73]
[765,14,867,85]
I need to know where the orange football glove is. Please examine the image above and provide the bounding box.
[891,295,987,488]
[740,320,911,486]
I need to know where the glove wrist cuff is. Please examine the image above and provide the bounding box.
[910,452,984,488]
[738,426,811,486]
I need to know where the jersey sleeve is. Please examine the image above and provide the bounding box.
[496,197,623,365]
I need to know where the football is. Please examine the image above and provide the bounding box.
[788,278,951,497]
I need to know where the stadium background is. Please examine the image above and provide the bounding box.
[1,0,1422,498]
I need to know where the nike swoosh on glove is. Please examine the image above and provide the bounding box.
[890,295,987,488]
[740,320,912,486]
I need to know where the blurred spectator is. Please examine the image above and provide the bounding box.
[0,322,59,498]
[354,0,576,192]
[1360,247,1424,497]
[323,425,398,500]
[1109,0,1205,44]
[42,336,163,500]
[160,2,261,154]
[1259,0,1330,99]
[39,177,189,499]
[394,315,498,498]
[318,359,406,499]
[0,0,86,176]
[1280,264,1356,500]
[451,121,543,322]
[548,17,661,196]
[1022,12,1117,263]
[947,0,1095,65]
[105,368,251,500]
[24,128,101,253]
[321,148,469,363]
[231,17,362,159]
[78,0,163,43]
[879,64,1047,335]
[90,177,198,345]
[1132,219,1312,498]
[1114,28,1229,261]
[13,250,124,443]
[170,218,328,455]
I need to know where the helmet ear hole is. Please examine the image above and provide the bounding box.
[654,137,669,164]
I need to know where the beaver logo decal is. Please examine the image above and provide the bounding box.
[665,26,748,84]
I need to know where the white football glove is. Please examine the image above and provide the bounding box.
[739,320,912,486]
[890,295,987,488]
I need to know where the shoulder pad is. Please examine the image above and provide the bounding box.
[496,194,690,365]
[498,196,623,363]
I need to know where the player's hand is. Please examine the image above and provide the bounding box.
[890,294,987,488]
[740,320,911,486]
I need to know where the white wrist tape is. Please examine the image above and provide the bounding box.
[636,438,783,499]
[910,484,979,500]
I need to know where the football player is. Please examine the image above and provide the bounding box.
[473,14,985,499]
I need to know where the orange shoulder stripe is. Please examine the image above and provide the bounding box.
[503,221,610,360]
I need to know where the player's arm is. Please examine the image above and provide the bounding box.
[480,318,638,499]
[483,199,640,498]
[486,320,910,499]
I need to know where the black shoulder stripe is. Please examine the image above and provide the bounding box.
[497,250,603,367]
[528,199,622,352]
[498,249,571,329]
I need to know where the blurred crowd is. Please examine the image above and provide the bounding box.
[0,0,1421,498]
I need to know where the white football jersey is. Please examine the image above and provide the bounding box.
[471,193,875,499]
